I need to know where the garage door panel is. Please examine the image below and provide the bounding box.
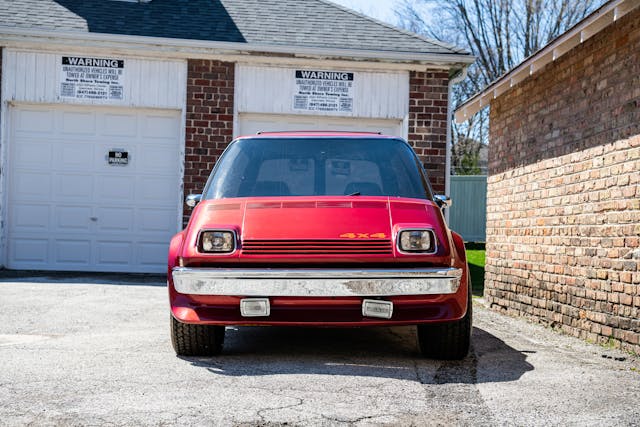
[137,242,168,267]
[54,206,92,232]
[10,238,49,263]
[54,240,92,264]
[137,145,178,172]
[11,204,50,231]
[8,105,181,273]
[58,144,94,170]
[96,175,135,201]
[101,113,137,137]
[15,109,54,134]
[12,171,52,199]
[137,208,176,233]
[96,241,133,265]
[55,174,94,200]
[95,207,134,232]
[142,115,180,139]
[138,176,177,202]
[61,111,96,135]
[14,142,53,168]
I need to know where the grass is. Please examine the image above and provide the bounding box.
[465,242,485,297]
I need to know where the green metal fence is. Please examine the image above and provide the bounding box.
[449,175,487,242]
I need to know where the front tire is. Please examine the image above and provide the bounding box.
[417,294,472,360]
[170,316,225,356]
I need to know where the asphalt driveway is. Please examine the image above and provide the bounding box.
[0,272,638,426]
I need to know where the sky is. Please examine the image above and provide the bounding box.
[329,0,402,26]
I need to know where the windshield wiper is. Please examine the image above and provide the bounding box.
[347,192,361,196]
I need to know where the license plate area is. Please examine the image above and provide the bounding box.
[362,299,393,319]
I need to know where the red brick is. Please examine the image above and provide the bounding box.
[183,59,235,225]
[484,8,640,354]
[408,70,450,194]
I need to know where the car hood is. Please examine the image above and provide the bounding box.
[242,198,392,240]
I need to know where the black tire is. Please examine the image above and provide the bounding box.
[170,316,225,356]
[417,290,472,360]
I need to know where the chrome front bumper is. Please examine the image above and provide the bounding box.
[172,267,462,297]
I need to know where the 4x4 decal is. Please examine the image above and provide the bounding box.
[339,233,387,239]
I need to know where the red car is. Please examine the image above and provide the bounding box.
[168,132,471,359]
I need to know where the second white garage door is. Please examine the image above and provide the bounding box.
[7,105,182,273]
[238,113,404,138]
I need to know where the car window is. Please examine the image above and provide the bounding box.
[325,158,382,195]
[204,137,431,200]
[256,158,315,196]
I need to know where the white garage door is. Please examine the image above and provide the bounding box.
[7,105,182,273]
[238,113,403,138]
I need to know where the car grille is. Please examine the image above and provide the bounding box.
[241,239,393,255]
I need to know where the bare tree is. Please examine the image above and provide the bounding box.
[452,136,485,174]
[396,0,606,172]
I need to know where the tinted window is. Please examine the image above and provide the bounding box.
[203,137,431,199]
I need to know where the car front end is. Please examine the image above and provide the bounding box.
[168,133,471,359]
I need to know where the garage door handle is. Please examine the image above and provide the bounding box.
[90,217,98,221]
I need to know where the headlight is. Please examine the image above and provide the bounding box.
[199,230,236,253]
[398,229,436,253]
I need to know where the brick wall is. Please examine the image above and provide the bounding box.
[183,59,235,224]
[408,70,449,194]
[486,8,640,354]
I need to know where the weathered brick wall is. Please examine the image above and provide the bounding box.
[486,8,640,353]
[409,70,449,194]
[184,59,234,224]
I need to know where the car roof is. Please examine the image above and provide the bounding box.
[237,131,398,139]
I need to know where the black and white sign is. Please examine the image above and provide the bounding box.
[60,56,124,101]
[293,70,354,113]
[108,150,129,166]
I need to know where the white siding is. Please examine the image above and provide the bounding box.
[236,65,409,120]
[2,50,186,109]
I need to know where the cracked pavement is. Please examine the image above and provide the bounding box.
[0,272,639,426]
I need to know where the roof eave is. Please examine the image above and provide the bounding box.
[454,0,639,123]
[0,27,475,70]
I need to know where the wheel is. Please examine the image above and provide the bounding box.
[417,303,471,360]
[417,290,472,360]
[170,316,225,356]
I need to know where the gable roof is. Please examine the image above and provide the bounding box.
[0,0,472,64]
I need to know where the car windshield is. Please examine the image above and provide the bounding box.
[203,137,432,199]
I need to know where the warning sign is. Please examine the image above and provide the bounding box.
[293,70,354,113]
[60,56,124,101]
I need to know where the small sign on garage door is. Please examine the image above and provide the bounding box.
[108,150,129,166]
[293,70,354,113]
[60,56,124,101]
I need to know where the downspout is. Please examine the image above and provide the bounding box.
[445,66,468,223]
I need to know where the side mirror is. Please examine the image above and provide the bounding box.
[434,194,452,209]
[185,194,202,208]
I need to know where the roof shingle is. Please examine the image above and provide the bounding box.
[0,0,470,57]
